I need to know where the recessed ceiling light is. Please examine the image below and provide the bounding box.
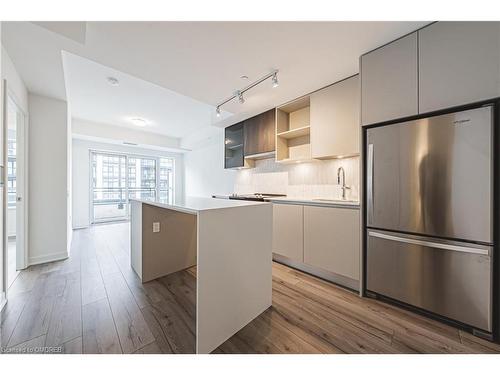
[240,75,249,80]
[107,76,119,86]
[130,118,147,127]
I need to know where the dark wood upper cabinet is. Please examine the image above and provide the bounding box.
[224,122,245,169]
[243,109,276,156]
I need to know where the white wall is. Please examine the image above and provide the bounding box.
[1,21,4,300]
[182,126,237,197]
[1,46,28,114]
[72,138,185,229]
[28,94,69,265]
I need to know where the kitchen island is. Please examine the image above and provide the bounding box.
[130,197,272,354]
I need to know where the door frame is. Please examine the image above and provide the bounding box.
[7,91,29,272]
[3,86,29,285]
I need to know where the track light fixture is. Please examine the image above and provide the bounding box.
[215,69,279,117]
[272,72,279,88]
[237,91,245,104]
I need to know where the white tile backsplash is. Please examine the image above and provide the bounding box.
[234,156,360,201]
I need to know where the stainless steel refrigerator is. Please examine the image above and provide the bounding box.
[366,105,494,335]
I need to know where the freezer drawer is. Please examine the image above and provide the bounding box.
[367,230,492,332]
[366,106,493,243]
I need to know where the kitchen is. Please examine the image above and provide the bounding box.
[129,21,500,352]
[1,16,500,366]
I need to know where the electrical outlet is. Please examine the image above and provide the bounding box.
[153,222,160,233]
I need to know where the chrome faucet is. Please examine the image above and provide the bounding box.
[337,167,351,200]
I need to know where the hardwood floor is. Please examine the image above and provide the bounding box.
[1,222,499,354]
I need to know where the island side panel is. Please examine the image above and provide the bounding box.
[196,203,273,354]
[130,200,143,279]
[141,203,197,283]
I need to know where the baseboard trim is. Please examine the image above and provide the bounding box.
[28,251,69,266]
[273,253,360,292]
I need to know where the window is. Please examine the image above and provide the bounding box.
[127,156,157,201]
[159,158,174,203]
[90,151,175,223]
[7,135,16,207]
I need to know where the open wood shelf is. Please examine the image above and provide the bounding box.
[277,126,310,139]
[276,96,312,162]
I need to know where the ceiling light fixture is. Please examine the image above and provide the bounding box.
[107,76,120,86]
[130,118,147,127]
[215,69,279,116]
[237,91,245,104]
[272,72,279,88]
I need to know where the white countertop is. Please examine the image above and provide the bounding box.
[131,196,269,215]
[265,197,360,209]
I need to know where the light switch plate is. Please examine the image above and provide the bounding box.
[153,222,160,233]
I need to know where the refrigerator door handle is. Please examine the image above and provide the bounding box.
[367,143,374,225]
[368,231,490,256]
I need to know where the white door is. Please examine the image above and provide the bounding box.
[6,95,27,284]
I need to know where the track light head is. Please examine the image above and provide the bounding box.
[216,106,221,117]
[237,91,245,104]
[272,72,279,88]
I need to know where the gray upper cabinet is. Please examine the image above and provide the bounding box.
[419,22,500,113]
[361,32,418,126]
[310,75,360,159]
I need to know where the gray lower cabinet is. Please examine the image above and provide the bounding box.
[361,32,418,126]
[272,203,303,262]
[419,22,500,113]
[303,206,360,280]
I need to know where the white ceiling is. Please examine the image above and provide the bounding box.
[62,51,215,138]
[1,21,429,138]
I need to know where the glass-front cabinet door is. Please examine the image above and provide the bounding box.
[224,122,244,169]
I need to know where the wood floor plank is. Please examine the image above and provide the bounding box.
[245,309,321,354]
[228,320,283,354]
[140,305,174,354]
[272,284,396,353]
[7,266,43,297]
[82,298,122,354]
[133,341,162,354]
[263,307,343,354]
[8,334,47,354]
[7,271,66,347]
[60,336,83,354]
[157,271,197,320]
[288,267,462,344]
[45,273,82,347]
[288,280,394,344]
[142,300,195,354]
[101,272,155,353]
[0,291,31,347]
[120,268,164,309]
[459,330,500,354]
[81,273,107,306]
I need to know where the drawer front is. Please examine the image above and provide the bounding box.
[367,230,492,332]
